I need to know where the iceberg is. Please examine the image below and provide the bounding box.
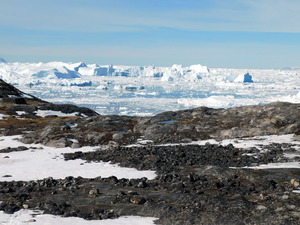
[189,64,209,73]
[32,67,80,79]
[226,72,253,83]
[1,59,299,116]
[161,74,174,81]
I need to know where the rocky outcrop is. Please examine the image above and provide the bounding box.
[20,102,300,147]
[64,143,291,175]
[0,79,98,135]
[135,102,299,142]
[0,79,44,104]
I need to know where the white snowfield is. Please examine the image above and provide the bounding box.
[0,135,156,182]
[0,210,157,225]
[0,59,299,116]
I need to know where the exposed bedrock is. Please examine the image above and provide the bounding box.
[21,102,300,146]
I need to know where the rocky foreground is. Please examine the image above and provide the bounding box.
[0,79,300,224]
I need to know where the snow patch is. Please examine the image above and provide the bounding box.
[35,110,81,117]
[16,111,26,116]
[0,135,156,181]
[188,134,300,151]
[245,162,300,169]
[0,209,157,225]
[0,114,7,120]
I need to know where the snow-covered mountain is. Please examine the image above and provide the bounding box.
[0,58,299,116]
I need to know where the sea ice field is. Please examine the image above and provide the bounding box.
[0,60,299,116]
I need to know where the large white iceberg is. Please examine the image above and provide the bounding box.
[226,73,253,83]
[32,67,81,79]
[0,60,212,85]
[189,64,209,73]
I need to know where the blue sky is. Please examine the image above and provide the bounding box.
[0,0,300,68]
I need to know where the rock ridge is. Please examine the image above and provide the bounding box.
[20,102,300,147]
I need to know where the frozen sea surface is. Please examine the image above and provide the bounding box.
[0,61,299,116]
